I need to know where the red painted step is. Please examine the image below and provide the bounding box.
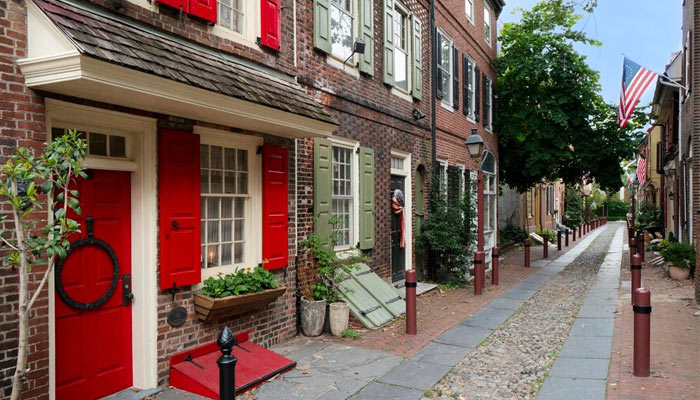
[169,332,296,399]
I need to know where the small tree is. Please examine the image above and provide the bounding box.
[562,186,583,227]
[1,132,86,400]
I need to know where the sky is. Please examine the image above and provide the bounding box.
[498,0,682,106]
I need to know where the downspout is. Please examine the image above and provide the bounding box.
[430,0,437,179]
[678,88,682,242]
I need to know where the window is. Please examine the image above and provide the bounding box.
[437,159,447,197]
[481,152,496,233]
[438,30,453,105]
[465,0,474,22]
[330,0,354,60]
[684,30,691,98]
[218,0,244,34]
[52,127,127,159]
[200,144,249,270]
[484,75,493,130]
[465,56,476,119]
[484,4,492,45]
[391,156,405,170]
[393,3,410,91]
[332,146,354,249]
[457,164,466,199]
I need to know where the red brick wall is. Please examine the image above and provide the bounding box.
[434,0,499,177]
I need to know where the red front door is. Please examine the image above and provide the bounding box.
[55,170,133,400]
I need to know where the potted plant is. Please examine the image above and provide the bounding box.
[300,223,366,337]
[660,242,695,280]
[194,266,286,321]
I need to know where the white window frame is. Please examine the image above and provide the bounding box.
[465,0,474,24]
[484,3,492,46]
[437,29,453,110]
[685,30,691,98]
[436,158,448,197]
[212,0,261,49]
[484,172,496,233]
[392,1,412,94]
[329,137,360,252]
[195,126,262,280]
[465,55,476,121]
[484,75,493,132]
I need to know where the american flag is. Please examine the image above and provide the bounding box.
[618,57,657,127]
[636,155,647,186]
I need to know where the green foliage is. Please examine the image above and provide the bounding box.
[419,183,477,281]
[299,221,367,303]
[637,201,661,228]
[562,187,582,226]
[535,229,557,243]
[660,242,696,269]
[500,224,528,244]
[200,267,279,298]
[495,0,650,192]
[0,131,87,269]
[604,198,628,218]
[341,329,362,340]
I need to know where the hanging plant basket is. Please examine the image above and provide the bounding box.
[194,287,287,322]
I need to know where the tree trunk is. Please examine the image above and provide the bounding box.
[11,206,29,400]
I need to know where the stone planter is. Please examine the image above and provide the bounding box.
[668,264,690,280]
[329,302,349,337]
[301,297,326,337]
[193,287,286,322]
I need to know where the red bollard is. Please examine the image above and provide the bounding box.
[542,234,549,258]
[637,231,645,262]
[557,231,562,251]
[565,229,569,247]
[491,246,500,285]
[474,251,484,295]
[578,224,582,237]
[573,227,577,241]
[629,237,636,265]
[630,254,642,305]
[405,269,417,335]
[633,288,651,377]
[524,239,531,268]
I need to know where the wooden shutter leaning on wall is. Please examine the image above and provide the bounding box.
[314,138,332,244]
[359,147,375,250]
[358,0,374,75]
[411,14,422,100]
[158,130,201,289]
[383,0,395,85]
[262,145,288,270]
[313,0,331,53]
[260,0,281,50]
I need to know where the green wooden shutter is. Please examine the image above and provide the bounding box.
[314,138,332,243]
[452,45,459,109]
[358,0,374,75]
[483,74,488,127]
[382,0,395,85]
[411,14,422,100]
[474,66,480,121]
[359,147,375,250]
[313,0,331,53]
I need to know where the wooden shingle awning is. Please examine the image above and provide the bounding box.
[19,0,337,138]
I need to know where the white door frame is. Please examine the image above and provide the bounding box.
[46,99,158,398]
[390,150,413,273]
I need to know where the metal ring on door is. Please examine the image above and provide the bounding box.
[55,236,120,311]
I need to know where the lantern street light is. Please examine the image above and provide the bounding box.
[466,129,484,158]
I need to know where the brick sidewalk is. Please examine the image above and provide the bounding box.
[607,240,700,399]
[310,232,586,358]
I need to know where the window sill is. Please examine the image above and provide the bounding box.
[391,86,413,102]
[440,101,454,112]
[211,25,261,52]
[336,248,361,259]
[467,116,476,124]
[326,54,360,78]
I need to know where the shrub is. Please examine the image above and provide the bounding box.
[535,229,557,243]
[660,242,696,268]
[500,224,528,244]
[563,187,583,226]
[637,201,661,228]
[604,198,628,218]
[201,267,279,298]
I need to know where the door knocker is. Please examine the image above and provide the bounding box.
[55,215,120,311]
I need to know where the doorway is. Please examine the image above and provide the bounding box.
[391,175,406,282]
[55,170,133,400]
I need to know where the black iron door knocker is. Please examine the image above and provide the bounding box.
[55,215,120,311]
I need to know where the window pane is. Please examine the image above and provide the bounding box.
[237,149,248,171]
[211,169,223,193]
[225,148,236,170]
[222,198,233,218]
[234,243,244,264]
[237,172,248,194]
[205,245,219,267]
[330,6,353,60]
[234,220,244,241]
[234,198,245,218]
[207,197,219,219]
[222,220,233,242]
[208,220,219,243]
[221,243,232,265]
[109,135,126,158]
[201,169,209,193]
[89,132,107,156]
[225,171,236,194]
[211,146,223,169]
[395,50,408,91]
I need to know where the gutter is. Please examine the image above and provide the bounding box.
[430,0,437,181]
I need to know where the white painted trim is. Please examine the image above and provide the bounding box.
[390,150,412,273]
[18,53,336,138]
[46,99,159,398]
[328,137,361,251]
[390,86,414,102]
[27,0,73,59]
[193,126,264,280]
[210,0,261,49]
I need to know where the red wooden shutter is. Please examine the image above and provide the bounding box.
[262,145,288,270]
[159,130,201,289]
[156,0,188,14]
[260,0,281,50]
[189,0,217,24]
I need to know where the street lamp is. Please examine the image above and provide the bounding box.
[466,129,484,158]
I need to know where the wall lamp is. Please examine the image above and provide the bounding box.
[343,38,366,68]
[466,128,484,158]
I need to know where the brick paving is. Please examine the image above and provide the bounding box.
[607,234,700,400]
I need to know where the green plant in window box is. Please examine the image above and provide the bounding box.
[200,266,279,298]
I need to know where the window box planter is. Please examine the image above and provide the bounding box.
[194,286,287,322]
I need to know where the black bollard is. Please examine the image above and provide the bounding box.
[218,326,237,400]
[557,230,562,251]
[565,229,569,247]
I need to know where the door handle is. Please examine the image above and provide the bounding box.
[171,221,179,229]
[122,273,134,306]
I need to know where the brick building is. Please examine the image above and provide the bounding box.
[433,0,503,271]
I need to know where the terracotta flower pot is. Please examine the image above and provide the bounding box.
[669,264,690,280]
[329,302,349,337]
[301,297,326,337]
